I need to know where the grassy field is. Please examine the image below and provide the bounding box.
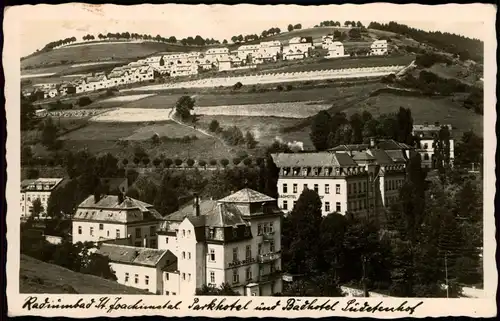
[20,254,149,294]
[21,42,187,68]
[343,92,483,137]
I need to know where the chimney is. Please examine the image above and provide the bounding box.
[193,193,200,217]
[369,137,376,148]
[93,191,101,204]
[118,187,125,203]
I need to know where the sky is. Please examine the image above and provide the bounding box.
[14,3,493,56]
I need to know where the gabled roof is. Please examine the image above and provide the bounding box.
[271,153,354,167]
[97,244,173,267]
[218,188,275,203]
[352,151,376,161]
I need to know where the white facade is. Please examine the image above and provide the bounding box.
[205,47,230,63]
[325,41,345,59]
[371,40,388,56]
[412,124,455,169]
[20,178,63,219]
[321,35,335,49]
[157,189,283,296]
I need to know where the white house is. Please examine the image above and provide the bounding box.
[371,40,388,55]
[259,41,282,56]
[282,48,307,60]
[325,41,346,59]
[272,139,412,218]
[321,34,335,49]
[20,178,64,219]
[72,193,163,247]
[236,44,260,61]
[205,47,230,63]
[412,123,454,169]
[158,189,283,296]
[96,243,176,294]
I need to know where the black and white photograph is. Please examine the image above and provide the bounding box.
[4,2,497,318]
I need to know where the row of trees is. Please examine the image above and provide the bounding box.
[315,21,364,28]
[367,21,483,62]
[39,36,77,52]
[287,23,302,32]
[310,108,414,151]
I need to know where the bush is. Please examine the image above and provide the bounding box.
[153,158,162,167]
[122,158,129,166]
[236,150,248,159]
[220,159,229,167]
[142,158,150,166]
[209,159,217,166]
[285,84,293,91]
[255,157,265,166]
[77,96,92,107]
[174,159,183,166]
[232,158,242,165]
[164,158,173,168]
[233,82,243,90]
[243,158,252,166]
[198,160,207,167]
[186,159,195,167]
[133,157,140,165]
[209,120,220,133]
[276,85,284,91]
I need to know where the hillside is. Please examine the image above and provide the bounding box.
[21,41,198,69]
[20,254,150,294]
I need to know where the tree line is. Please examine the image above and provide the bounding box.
[367,21,483,62]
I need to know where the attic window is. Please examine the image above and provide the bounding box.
[232,228,237,237]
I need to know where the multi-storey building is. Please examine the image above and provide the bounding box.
[412,123,454,169]
[271,139,412,218]
[321,34,335,49]
[236,44,260,61]
[283,37,313,61]
[370,40,388,55]
[20,178,63,219]
[157,189,283,296]
[205,47,230,64]
[72,193,163,247]
[325,41,345,59]
[96,243,176,294]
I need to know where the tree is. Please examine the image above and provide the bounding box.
[310,111,332,151]
[233,82,243,90]
[81,252,117,281]
[209,120,220,132]
[164,158,173,168]
[153,158,162,167]
[222,126,245,146]
[77,96,92,107]
[294,24,302,30]
[142,157,150,167]
[21,95,36,130]
[122,158,129,167]
[222,39,228,44]
[220,158,229,168]
[175,95,195,120]
[196,283,239,295]
[174,159,183,166]
[154,174,180,216]
[287,24,294,32]
[245,131,258,149]
[31,198,44,219]
[198,160,207,168]
[41,117,58,149]
[396,107,414,144]
[454,130,483,169]
[434,126,451,177]
[282,189,323,275]
[209,159,217,166]
[186,159,195,167]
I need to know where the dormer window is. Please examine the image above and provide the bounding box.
[302,168,308,176]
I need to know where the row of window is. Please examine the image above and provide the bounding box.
[257,222,274,235]
[207,242,277,264]
[283,183,341,195]
[21,195,47,202]
[76,226,156,238]
[385,179,404,191]
[282,200,342,213]
[125,273,149,285]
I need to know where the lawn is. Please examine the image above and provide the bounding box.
[343,92,483,137]
[20,254,149,294]
[21,42,187,68]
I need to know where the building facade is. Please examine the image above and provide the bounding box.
[271,139,412,218]
[157,189,283,296]
[325,41,345,59]
[72,194,163,247]
[412,123,455,169]
[20,178,63,219]
[370,40,388,55]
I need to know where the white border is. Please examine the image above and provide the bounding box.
[5,3,498,318]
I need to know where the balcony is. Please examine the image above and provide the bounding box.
[259,270,282,283]
[262,231,275,242]
[258,251,281,264]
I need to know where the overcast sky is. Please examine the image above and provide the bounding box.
[14,3,492,56]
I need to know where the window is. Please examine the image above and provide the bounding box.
[187,230,191,237]
[136,228,141,238]
[314,184,319,193]
[336,202,341,213]
[188,252,191,260]
[336,184,340,194]
[269,222,274,233]
[182,273,186,280]
[22,195,24,201]
[358,182,362,194]
[209,249,215,262]
[293,184,298,193]
[232,269,239,283]
[188,273,191,281]
[210,271,215,284]
[325,202,330,212]
[424,154,429,160]
[172,292,176,295]
[116,229,120,238]
[182,229,186,237]
[165,237,169,244]
[107,230,110,237]
[166,291,170,295]
[246,245,251,259]
[325,184,330,194]
[348,184,352,194]
[78,226,82,235]
[165,273,169,280]
[258,243,262,255]
[209,228,215,238]
[145,276,149,285]
[233,248,238,261]
[353,183,357,194]
[282,184,288,193]
[182,251,186,259]
[363,182,367,192]
[270,240,275,252]
[90,227,94,236]
[135,274,139,284]
[246,268,252,280]
[125,273,129,282]
[257,224,262,235]
[150,226,156,235]
[232,228,237,237]
[99,223,104,230]
[303,184,308,191]
[293,201,297,208]
[283,200,288,210]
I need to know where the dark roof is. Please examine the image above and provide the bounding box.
[271,153,356,167]
[352,151,376,161]
[385,150,408,163]
[218,188,275,203]
[206,203,249,227]
[376,139,413,151]
[78,195,151,210]
[163,199,218,222]
[328,144,369,152]
[369,149,395,164]
[97,244,172,267]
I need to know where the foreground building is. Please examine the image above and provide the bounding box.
[271,139,412,218]
[72,193,163,247]
[157,189,283,296]
[412,123,454,169]
[20,178,63,219]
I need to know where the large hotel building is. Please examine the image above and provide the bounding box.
[271,139,413,218]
